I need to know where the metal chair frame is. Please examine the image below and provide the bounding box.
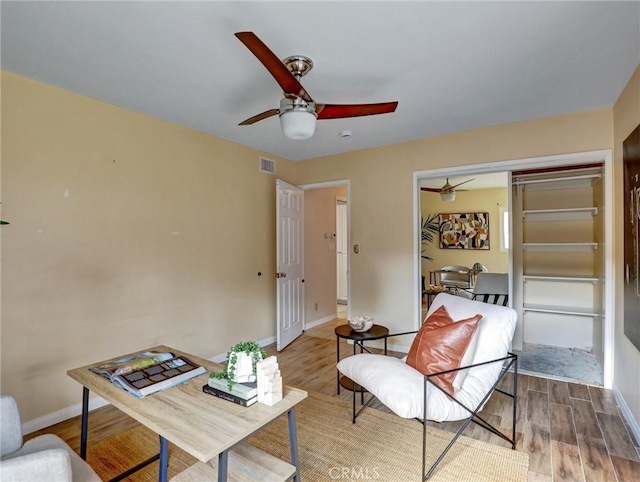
[349,351,518,481]
[432,265,474,294]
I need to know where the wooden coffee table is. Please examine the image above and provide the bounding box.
[68,345,307,482]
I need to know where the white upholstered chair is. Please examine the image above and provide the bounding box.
[337,293,518,480]
[0,395,102,482]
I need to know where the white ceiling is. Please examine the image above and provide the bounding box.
[2,1,639,161]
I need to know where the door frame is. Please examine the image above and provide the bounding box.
[336,197,348,304]
[300,179,351,325]
[413,149,614,388]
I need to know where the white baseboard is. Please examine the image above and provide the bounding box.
[22,396,111,435]
[613,385,640,445]
[305,314,336,330]
[22,336,278,435]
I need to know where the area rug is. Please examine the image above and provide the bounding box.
[87,390,529,482]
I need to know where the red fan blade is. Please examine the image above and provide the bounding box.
[420,187,442,192]
[316,102,398,119]
[239,108,280,126]
[235,32,313,102]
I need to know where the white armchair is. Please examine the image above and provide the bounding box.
[337,293,518,480]
[0,395,101,482]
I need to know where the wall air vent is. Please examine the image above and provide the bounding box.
[259,157,276,174]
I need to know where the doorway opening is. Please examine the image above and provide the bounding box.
[414,150,613,388]
[301,180,350,329]
[419,172,509,321]
[336,197,348,312]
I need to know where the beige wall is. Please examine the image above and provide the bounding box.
[0,72,297,420]
[3,67,633,427]
[420,188,509,277]
[613,64,640,425]
[296,109,613,341]
[304,186,347,324]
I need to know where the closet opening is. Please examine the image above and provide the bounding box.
[511,163,605,385]
[414,150,613,388]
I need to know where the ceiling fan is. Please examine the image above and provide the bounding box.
[420,178,475,202]
[235,32,398,140]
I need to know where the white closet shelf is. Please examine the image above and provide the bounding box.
[513,173,601,191]
[522,242,598,252]
[523,304,600,317]
[523,274,600,283]
[522,207,598,221]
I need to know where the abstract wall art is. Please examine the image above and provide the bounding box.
[439,212,490,249]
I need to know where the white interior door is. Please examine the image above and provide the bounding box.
[336,200,348,303]
[276,179,305,351]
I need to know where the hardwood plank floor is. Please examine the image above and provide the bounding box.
[29,317,640,481]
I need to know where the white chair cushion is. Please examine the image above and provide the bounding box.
[453,326,479,391]
[0,448,72,482]
[21,435,102,482]
[338,354,455,420]
[0,396,22,457]
[1,434,101,482]
[337,293,517,422]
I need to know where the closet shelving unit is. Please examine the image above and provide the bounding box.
[512,166,604,352]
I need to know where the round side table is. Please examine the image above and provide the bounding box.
[335,324,389,394]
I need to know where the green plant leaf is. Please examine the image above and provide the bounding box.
[421,212,440,261]
[213,340,267,389]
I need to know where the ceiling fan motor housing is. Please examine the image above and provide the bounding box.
[283,55,314,78]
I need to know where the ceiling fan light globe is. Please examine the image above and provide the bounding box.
[441,191,456,202]
[280,109,317,140]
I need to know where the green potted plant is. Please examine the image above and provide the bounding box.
[421,212,440,293]
[210,341,267,389]
[421,212,440,261]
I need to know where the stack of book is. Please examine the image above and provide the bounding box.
[202,376,257,407]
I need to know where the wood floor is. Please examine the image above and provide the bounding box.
[31,316,640,481]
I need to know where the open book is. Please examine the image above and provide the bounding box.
[90,351,207,398]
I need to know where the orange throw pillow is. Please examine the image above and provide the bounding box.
[419,305,453,329]
[406,306,482,396]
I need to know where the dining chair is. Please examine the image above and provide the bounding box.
[472,272,509,306]
[438,265,473,293]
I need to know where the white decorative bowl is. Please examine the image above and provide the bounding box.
[348,316,374,332]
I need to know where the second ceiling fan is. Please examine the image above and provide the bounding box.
[421,178,475,202]
[235,32,398,140]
